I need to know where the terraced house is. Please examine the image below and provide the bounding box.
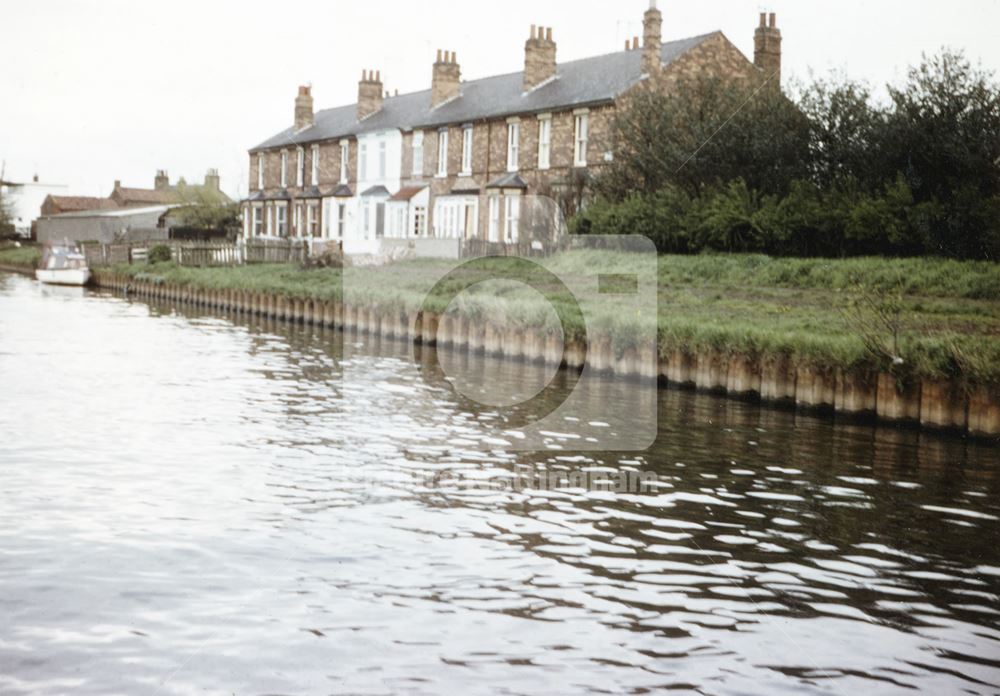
[242,2,782,252]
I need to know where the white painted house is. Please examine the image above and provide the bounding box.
[1,175,68,238]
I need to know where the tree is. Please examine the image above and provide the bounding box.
[0,185,15,238]
[596,76,811,201]
[171,181,240,232]
[880,50,1000,258]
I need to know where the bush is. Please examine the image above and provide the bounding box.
[148,245,172,264]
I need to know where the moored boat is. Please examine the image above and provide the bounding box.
[36,243,91,286]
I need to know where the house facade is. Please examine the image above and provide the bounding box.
[242,3,782,249]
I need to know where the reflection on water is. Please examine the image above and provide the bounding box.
[0,272,998,696]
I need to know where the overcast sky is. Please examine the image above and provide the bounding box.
[3,0,997,199]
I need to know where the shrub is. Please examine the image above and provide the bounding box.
[148,245,172,264]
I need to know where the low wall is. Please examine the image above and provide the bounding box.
[82,270,1000,440]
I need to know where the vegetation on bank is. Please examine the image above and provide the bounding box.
[0,244,41,267]
[575,50,1000,261]
[107,251,1000,387]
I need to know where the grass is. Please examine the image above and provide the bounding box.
[0,244,42,267]
[90,251,1000,387]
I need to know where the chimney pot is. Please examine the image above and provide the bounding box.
[642,1,662,74]
[114,179,121,189]
[432,49,461,106]
[295,83,314,130]
[754,11,782,88]
[625,39,630,51]
[633,36,639,50]
[523,22,557,90]
[358,69,384,119]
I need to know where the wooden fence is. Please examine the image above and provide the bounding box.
[79,238,311,268]
[460,238,559,259]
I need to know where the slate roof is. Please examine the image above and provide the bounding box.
[486,172,528,189]
[251,33,716,152]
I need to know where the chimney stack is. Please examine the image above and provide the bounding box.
[357,69,384,120]
[523,25,557,91]
[754,12,782,87]
[204,168,220,192]
[294,85,314,130]
[154,170,169,190]
[642,0,662,75]
[431,50,461,108]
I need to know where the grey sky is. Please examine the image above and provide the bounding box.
[3,0,997,199]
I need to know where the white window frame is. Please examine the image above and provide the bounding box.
[363,202,371,238]
[488,195,500,242]
[461,125,473,175]
[280,150,288,187]
[503,194,520,242]
[252,205,263,236]
[296,146,304,187]
[359,142,368,182]
[310,145,319,186]
[506,120,520,172]
[378,141,386,179]
[339,140,349,183]
[276,204,287,236]
[574,110,589,167]
[412,130,424,176]
[436,129,448,177]
[307,202,318,237]
[256,153,264,189]
[266,204,273,236]
[337,203,346,238]
[537,114,551,170]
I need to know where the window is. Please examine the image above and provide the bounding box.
[436,129,448,176]
[337,203,346,238]
[537,115,551,170]
[412,131,423,176]
[488,195,500,242]
[294,203,303,236]
[461,126,473,174]
[276,204,287,236]
[574,112,589,167]
[266,204,273,235]
[253,206,263,236]
[359,143,368,181]
[378,141,386,179]
[311,145,319,185]
[280,151,288,187]
[256,153,264,189]
[363,203,370,237]
[504,194,520,242]
[507,121,520,172]
[413,206,427,236]
[340,141,349,183]
[308,203,319,237]
[296,147,304,187]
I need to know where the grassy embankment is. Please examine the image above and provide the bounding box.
[0,245,41,268]
[80,250,1000,388]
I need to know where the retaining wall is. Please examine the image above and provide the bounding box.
[69,270,1000,440]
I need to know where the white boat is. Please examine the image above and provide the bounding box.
[36,244,91,286]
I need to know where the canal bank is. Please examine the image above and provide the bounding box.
[79,266,1000,439]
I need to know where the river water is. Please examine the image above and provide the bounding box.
[1,272,999,695]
